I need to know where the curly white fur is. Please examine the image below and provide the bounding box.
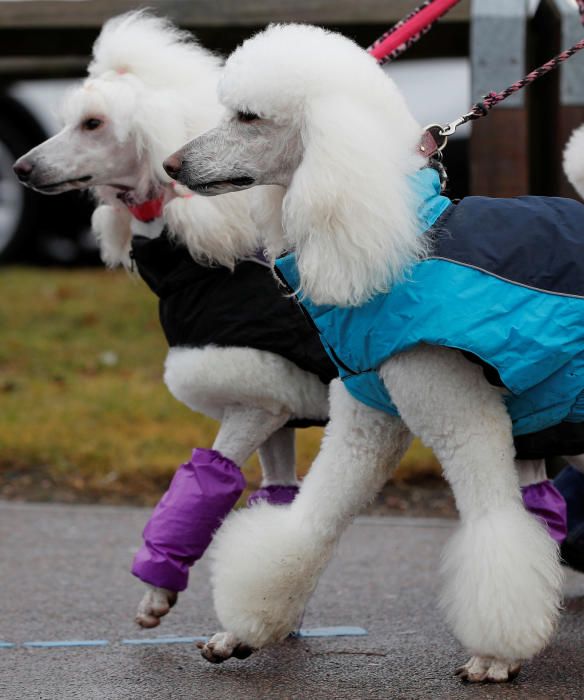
[91,204,133,268]
[210,380,411,647]
[176,24,564,681]
[383,347,562,664]
[210,347,562,674]
[564,123,584,199]
[17,10,259,269]
[63,15,330,471]
[440,503,561,660]
[16,10,331,440]
[15,14,334,630]
[89,13,258,268]
[164,346,328,423]
[171,24,427,306]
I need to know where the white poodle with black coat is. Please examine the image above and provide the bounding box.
[13,13,332,632]
[163,24,584,682]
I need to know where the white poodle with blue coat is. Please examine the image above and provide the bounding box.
[162,23,584,682]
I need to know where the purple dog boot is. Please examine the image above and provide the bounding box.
[132,448,245,591]
[521,480,568,543]
[247,484,299,507]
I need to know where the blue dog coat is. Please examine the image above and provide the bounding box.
[276,168,584,456]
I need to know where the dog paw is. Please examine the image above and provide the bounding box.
[455,656,521,683]
[135,585,178,628]
[197,632,254,664]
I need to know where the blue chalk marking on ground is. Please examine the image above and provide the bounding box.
[23,640,109,649]
[294,626,368,638]
[122,636,208,645]
[4,627,368,650]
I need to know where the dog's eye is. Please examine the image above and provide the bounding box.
[237,111,260,123]
[82,118,104,131]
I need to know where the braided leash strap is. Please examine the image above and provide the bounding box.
[460,0,584,125]
[420,28,584,158]
[462,37,584,126]
[368,0,462,64]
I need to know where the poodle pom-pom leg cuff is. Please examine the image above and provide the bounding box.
[132,448,245,591]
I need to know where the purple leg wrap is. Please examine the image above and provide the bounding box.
[247,484,299,507]
[132,448,245,591]
[521,480,567,543]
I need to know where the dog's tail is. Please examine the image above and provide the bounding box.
[564,124,584,199]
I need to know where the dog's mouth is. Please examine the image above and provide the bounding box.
[189,176,255,194]
[33,175,93,193]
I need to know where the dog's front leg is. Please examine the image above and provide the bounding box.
[202,380,411,662]
[134,405,291,628]
[135,584,178,628]
[381,346,563,682]
[197,632,254,664]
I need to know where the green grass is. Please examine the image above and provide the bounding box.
[0,267,440,505]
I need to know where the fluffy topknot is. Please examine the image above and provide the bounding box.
[89,10,221,88]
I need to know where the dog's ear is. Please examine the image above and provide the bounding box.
[91,204,133,268]
[283,94,423,306]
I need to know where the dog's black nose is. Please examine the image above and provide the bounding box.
[163,154,182,179]
[13,159,34,182]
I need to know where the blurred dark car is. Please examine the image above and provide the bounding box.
[0,80,95,264]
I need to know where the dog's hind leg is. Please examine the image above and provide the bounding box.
[213,405,291,466]
[203,380,411,661]
[246,427,301,506]
[382,346,563,682]
[257,427,297,486]
[135,405,291,628]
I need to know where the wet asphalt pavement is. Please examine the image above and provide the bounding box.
[2,501,584,700]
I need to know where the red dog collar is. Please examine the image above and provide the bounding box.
[125,196,165,223]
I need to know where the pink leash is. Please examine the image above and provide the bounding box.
[420,3,584,158]
[370,0,584,159]
[368,0,463,64]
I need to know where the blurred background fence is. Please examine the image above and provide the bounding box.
[0,0,583,513]
[2,0,584,263]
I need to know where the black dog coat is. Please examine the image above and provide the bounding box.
[130,232,337,427]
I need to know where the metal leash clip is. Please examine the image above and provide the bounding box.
[419,109,476,159]
[439,107,481,137]
[419,123,449,159]
[438,116,464,137]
